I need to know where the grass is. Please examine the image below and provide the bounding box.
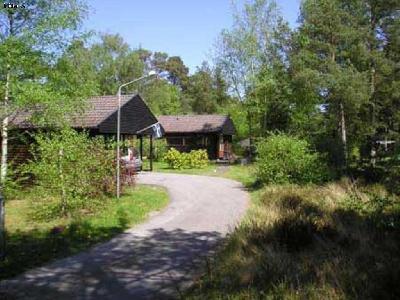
[220,164,258,188]
[0,185,169,280]
[185,165,400,299]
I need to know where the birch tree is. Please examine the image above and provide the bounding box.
[214,0,290,139]
[0,0,88,183]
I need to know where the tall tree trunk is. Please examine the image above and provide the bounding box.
[247,107,253,160]
[263,94,267,135]
[1,12,14,185]
[330,40,347,168]
[368,3,377,165]
[58,148,67,215]
[1,70,10,184]
[339,101,348,166]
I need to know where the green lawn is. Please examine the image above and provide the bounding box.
[220,164,258,187]
[1,185,169,280]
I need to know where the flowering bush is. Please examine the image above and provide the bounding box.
[188,149,209,168]
[164,148,209,169]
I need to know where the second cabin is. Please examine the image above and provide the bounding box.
[157,115,236,161]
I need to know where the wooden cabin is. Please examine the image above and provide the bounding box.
[5,94,163,170]
[157,115,236,160]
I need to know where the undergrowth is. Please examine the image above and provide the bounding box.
[187,179,400,299]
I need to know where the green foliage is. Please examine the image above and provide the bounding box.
[163,148,209,169]
[22,128,115,218]
[2,167,23,200]
[341,182,400,230]
[90,33,144,95]
[142,80,182,114]
[0,0,90,114]
[188,149,209,169]
[164,56,189,89]
[255,134,328,184]
[386,148,400,195]
[0,0,92,183]
[163,148,187,169]
[136,138,168,162]
[184,62,231,114]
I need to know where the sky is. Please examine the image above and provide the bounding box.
[85,0,301,73]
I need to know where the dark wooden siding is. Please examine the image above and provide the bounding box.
[99,95,158,135]
[0,130,34,169]
[8,142,32,167]
[221,118,236,135]
[164,132,219,159]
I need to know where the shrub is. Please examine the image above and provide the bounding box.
[164,148,186,169]
[188,182,400,299]
[188,149,209,168]
[164,148,209,169]
[255,133,328,184]
[22,128,116,218]
[386,147,400,195]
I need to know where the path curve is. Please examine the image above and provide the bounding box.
[0,173,249,299]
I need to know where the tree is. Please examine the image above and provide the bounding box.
[361,0,400,160]
[183,62,233,114]
[214,66,230,107]
[292,0,370,169]
[141,79,182,115]
[0,0,88,183]
[214,0,291,138]
[151,51,168,74]
[90,33,144,95]
[165,56,189,90]
[24,128,115,218]
[186,63,218,114]
[54,40,99,93]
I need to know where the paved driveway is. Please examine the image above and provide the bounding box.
[0,173,249,300]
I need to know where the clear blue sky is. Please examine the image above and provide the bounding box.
[85,0,301,73]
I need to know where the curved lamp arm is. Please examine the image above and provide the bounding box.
[116,71,157,199]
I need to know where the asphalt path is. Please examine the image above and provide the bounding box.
[0,172,249,299]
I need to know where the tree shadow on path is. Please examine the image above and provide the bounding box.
[1,228,223,300]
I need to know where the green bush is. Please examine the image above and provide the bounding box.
[22,128,116,218]
[188,149,209,168]
[255,133,328,184]
[164,148,209,169]
[164,148,187,169]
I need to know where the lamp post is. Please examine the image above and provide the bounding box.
[116,71,156,199]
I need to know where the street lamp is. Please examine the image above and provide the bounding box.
[116,71,157,198]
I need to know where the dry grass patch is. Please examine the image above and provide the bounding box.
[188,179,400,299]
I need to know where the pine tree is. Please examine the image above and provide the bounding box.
[293,0,370,169]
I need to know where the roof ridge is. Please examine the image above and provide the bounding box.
[89,94,136,99]
[89,94,138,125]
[158,114,228,117]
